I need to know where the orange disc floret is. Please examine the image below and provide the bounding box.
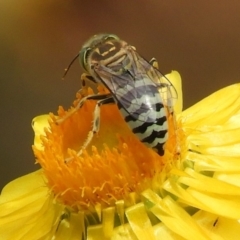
[33,88,181,211]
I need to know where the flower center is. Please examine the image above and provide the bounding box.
[33,88,183,211]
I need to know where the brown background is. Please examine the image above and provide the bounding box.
[1,0,240,190]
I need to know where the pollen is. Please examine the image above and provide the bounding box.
[33,88,182,211]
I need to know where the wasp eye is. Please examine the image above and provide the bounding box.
[80,47,92,71]
[83,48,92,64]
[104,34,119,41]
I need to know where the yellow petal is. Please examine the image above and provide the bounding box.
[178,168,240,196]
[0,170,44,203]
[53,211,85,240]
[0,170,64,240]
[142,189,210,240]
[193,210,240,240]
[165,71,183,114]
[164,176,240,219]
[125,203,156,240]
[180,84,240,126]
[214,172,240,187]
[32,115,50,150]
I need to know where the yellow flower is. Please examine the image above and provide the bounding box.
[1,71,240,240]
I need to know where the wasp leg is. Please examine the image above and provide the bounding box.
[65,96,115,163]
[78,74,99,96]
[56,93,112,125]
[81,73,97,84]
[79,73,97,92]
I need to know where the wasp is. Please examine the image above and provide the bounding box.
[57,34,177,161]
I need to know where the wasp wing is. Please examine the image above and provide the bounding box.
[132,51,178,111]
[93,50,177,123]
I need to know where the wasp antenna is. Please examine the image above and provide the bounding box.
[62,54,80,80]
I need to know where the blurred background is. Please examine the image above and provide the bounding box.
[1,0,240,190]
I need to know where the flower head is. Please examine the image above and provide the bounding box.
[32,72,182,213]
[1,71,240,239]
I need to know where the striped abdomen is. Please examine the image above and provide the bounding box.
[118,102,168,155]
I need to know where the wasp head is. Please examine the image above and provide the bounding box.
[79,34,127,73]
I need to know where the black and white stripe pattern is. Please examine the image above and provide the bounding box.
[118,102,168,155]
